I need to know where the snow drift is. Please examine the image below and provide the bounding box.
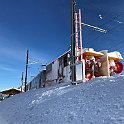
[0,75,124,124]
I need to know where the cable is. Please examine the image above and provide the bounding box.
[79,0,124,46]
[66,1,124,50]
[84,0,124,19]
[108,40,124,51]
[85,12,124,42]
[109,42,124,51]
[85,22,123,47]
[84,12,124,41]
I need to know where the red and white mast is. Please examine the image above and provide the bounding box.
[75,13,79,61]
[79,9,83,61]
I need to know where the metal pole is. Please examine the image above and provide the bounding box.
[24,50,29,92]
[71,0,76,82]
[21,72,24,92]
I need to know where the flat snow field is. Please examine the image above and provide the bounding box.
[0,75,124,124]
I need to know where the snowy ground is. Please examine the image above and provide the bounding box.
[0,75,124,124]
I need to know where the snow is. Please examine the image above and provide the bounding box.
[108,51,123,60]
[0,75,124,124]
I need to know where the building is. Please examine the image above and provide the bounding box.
[26,48,123,91]
[0,88,21,99]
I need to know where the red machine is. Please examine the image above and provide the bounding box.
[114,62,123,74]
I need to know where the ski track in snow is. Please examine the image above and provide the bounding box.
[0,75,124,124]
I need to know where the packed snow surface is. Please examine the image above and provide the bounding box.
[0,75,124,124]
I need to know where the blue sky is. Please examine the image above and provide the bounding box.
[0,0,124,90]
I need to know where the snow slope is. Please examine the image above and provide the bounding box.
[0,75,124,124]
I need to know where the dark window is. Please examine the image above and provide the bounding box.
[64,55,68,67]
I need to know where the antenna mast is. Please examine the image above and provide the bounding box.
[71,0,76,83]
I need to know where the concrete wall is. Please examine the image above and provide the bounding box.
[45,59,59,86]
[63,65,71,83]
[100,50,110,76]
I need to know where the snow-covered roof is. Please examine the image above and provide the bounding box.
[108,51,123,61]
[82,48,104,57]
[0,88,21,95]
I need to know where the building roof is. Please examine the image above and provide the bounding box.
[0,88,21,95]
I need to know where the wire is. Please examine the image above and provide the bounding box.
[75,0,124,59]
[84,12,124,41]
[79,0,124,46]
[67,1,124,50]
[84,12,124,42]
[109,42,124,51]
[85,22,123,47]
[108,40,124,51]
[114,45,124,51]
[84,0,124,18]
